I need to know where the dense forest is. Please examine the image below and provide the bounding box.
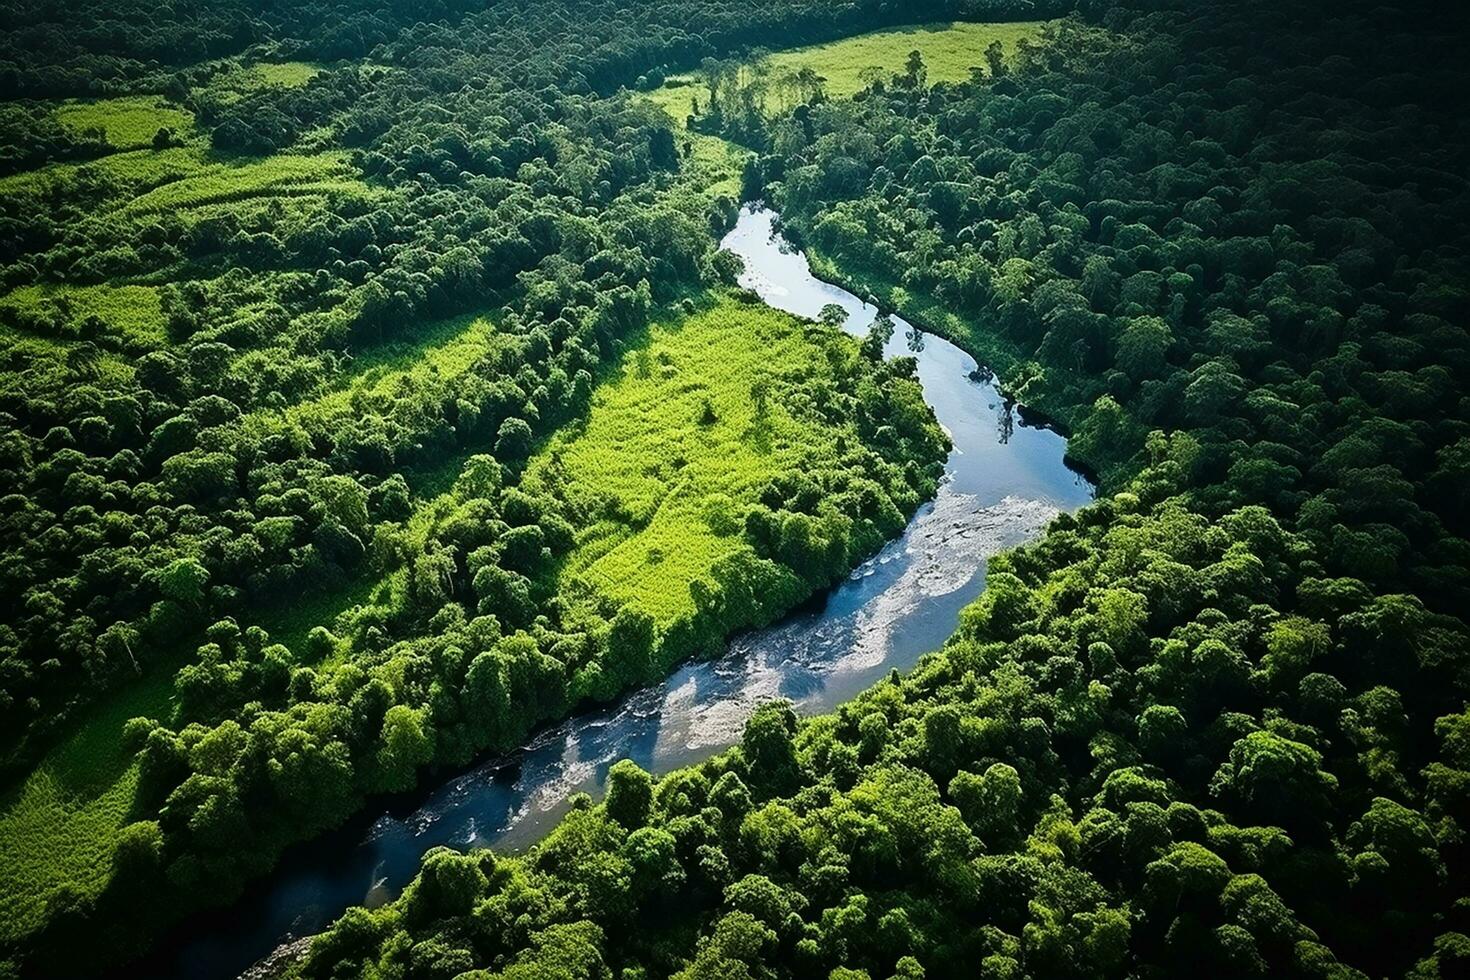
[0,0,989,972]
[3,0,1468,976]
[294,0,1470,978]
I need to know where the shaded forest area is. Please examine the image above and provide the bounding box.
[297,0,1470,978]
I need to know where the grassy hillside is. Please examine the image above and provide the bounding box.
[766,19,1046,97]
[53,97,195,151]
[535,299,869,625]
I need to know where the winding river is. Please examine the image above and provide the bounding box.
[148,206,1094,979]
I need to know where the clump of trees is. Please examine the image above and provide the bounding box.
[298,0,1470,976]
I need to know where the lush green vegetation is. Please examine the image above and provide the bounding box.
[297,1,1470,978]
[0,288,942,969]
[764,20,1045,100]
[0,0,997,972]
[532,298,942,628]
[53,97,195,151]
[7,0,1469,975]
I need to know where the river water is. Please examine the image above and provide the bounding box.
[148,206,1093,979]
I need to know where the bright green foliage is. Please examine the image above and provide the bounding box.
[532,298,934,627]
[53,97,195,151]
[0,283,167,345]
[761,20,1045,99]
[249,62,323,88]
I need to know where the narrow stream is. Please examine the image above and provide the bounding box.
[151,205,1094,979]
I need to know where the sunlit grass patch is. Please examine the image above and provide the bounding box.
[765,20,1049,98]
[53,96,195,151]
[526,296,849,625]
[0,283,166,345]
[643,78,748,199]
[0,660,172,944]
[250,62,323,88]
[120,150,374,217]
[0,146,203,201]
[243,311,505,439]
[644,20,1047,198]
[0,148,375,239]
[0,559,394,945]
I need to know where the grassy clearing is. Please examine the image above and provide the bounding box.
[120,150,374,218]
[643,20,1045,197]
[0,283,166,345]
[765,20,1048,98]
[0,147,376,239]
[348,310,497,379]
[0,146,205,201]
[244,311,504,441]
[526,295,847,625]
[0,667,165,944]
[53,97,195,151]
[196,61,325,105]
[251,62,323,88]
[644,81,749,199]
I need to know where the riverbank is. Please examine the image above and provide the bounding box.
[158,205,1090,980]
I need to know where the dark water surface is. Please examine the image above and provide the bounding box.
[146,206,1093,979]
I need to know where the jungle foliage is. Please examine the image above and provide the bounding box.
[297,1,1470,978]
[0,0,982,971]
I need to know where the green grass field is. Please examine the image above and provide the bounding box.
[0,146,201,201]
[250,62,322,88]
[244,310,506,439]
[0,669,166,943]
[644,20,1046,196]
[0,283,166,345]
[764,20,1048,98]
[54,97,195,151]
[118,150,376,222]
[527,295,849,625]
[196,61,325,105]
[643,82,748,198]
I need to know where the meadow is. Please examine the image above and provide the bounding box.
[248,62,323,88]
[761,19,1047,97]
[53,97,195,151]
[118,150,371,218]
[0,574,386,944]
[643,82,749,198]
[531,297,855,625]
[645,16,1047,126]
[0,298,502,942]
[0,283,167,346]
[643,19,1045,196]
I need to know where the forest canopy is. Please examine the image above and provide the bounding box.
[297,0,1470,978]
[3,0,1470,976]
